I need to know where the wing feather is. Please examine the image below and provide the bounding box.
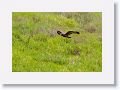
[65,31,79,36]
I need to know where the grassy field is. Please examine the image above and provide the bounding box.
[12,12,102,72]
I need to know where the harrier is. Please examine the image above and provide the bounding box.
[57,31,79,38]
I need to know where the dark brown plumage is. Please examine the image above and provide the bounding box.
[57,31,80,38]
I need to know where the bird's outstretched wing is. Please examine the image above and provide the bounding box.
[65,31,79,36]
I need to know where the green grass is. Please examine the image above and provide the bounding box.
[12,12,102,72]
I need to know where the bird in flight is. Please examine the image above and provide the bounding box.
[57,31,80,38]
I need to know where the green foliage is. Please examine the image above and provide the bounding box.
[12,12,102,72]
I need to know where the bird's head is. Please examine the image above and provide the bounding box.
[57,31,62,35]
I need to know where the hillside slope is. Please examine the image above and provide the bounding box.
[12,12,102,72]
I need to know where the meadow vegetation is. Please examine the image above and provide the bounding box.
[12,12,102,72]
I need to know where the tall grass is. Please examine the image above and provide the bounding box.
[12,12,102,72]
